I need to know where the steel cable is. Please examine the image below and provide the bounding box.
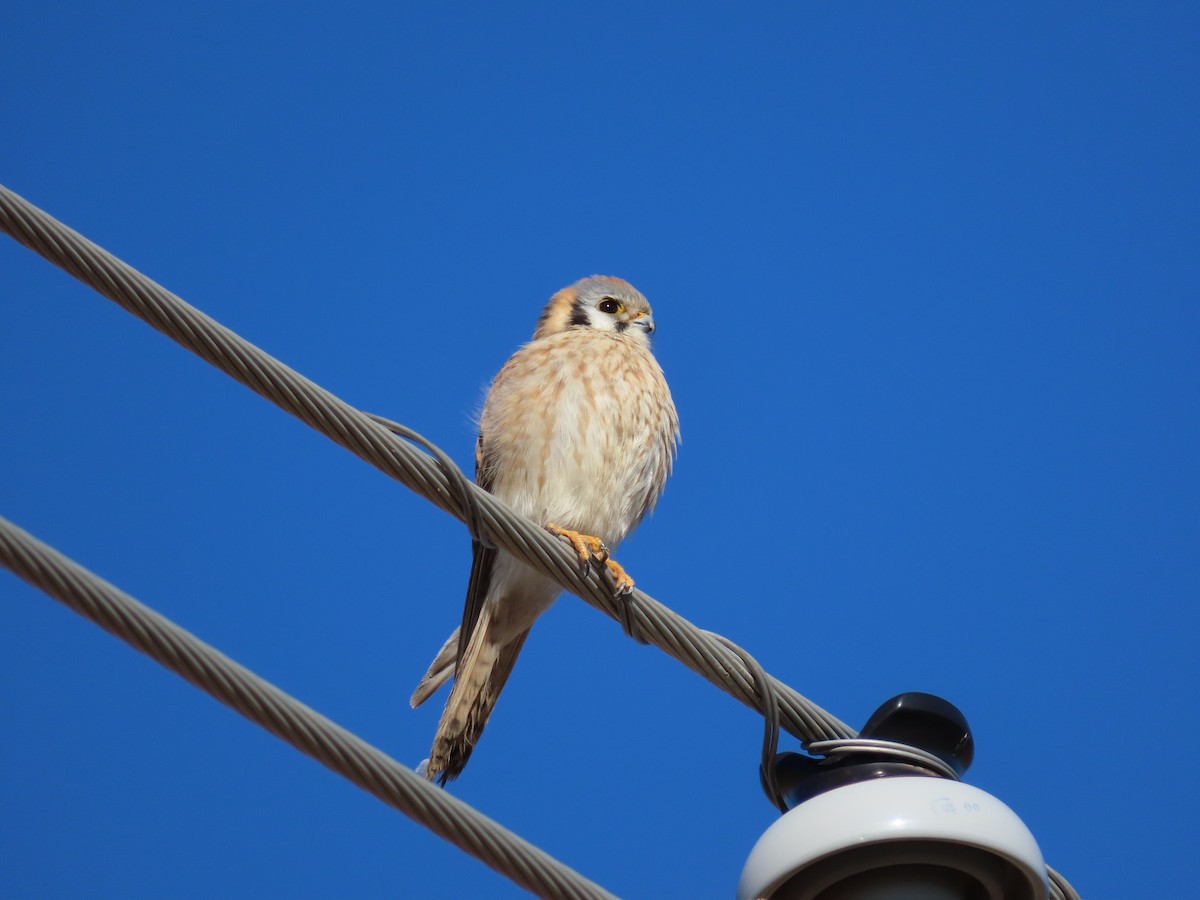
[0,514,616,900]
[0,181,854,744]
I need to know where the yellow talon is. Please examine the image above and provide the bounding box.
[604,558,635,594]
[546,523,608,564]
[545,524,635,595]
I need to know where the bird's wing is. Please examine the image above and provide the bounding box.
[456,430,498,667]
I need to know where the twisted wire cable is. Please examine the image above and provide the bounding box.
[0,181,1081,899]
[1048,866,1081,900]
[0,514,616,900]
[804,738,961,781]
[708,631,785,809]
[0,181,854,745]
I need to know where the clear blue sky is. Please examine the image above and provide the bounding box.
[2,4,1197,898]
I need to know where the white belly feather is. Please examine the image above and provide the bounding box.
[480,329,677,549]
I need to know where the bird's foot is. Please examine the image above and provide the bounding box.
[546,523,609,564]
[603,557,636,595]
[545,524,635,594]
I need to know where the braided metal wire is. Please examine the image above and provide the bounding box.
[0,514,615,900]
[0,181,1080,900]
[804,738,961,781]
[1048,866,1082,900]
[0,181,854,746]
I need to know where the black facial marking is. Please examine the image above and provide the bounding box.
[614,320,628,333]
[569,300,590,328]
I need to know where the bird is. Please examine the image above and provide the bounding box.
[410,275,679,784]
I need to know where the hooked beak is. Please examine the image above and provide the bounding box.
[631,312,656,334]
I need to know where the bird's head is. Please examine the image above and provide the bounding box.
[533,276,656,345]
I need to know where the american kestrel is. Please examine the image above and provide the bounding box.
[410,276,679,784]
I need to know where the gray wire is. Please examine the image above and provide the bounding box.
[0,181,853,746]
[805,738,961,781]
[1048,866,1081,900]
[363,412,491,549]
[0,514,616,900]
[708,631,785,810]
[0,181,1082,900]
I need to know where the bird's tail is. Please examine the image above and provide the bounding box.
[410,626,460,709]
[424,608,530,784]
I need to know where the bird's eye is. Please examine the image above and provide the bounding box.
[598,298,622,314]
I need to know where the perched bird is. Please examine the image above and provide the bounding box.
[411,275,679,784]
